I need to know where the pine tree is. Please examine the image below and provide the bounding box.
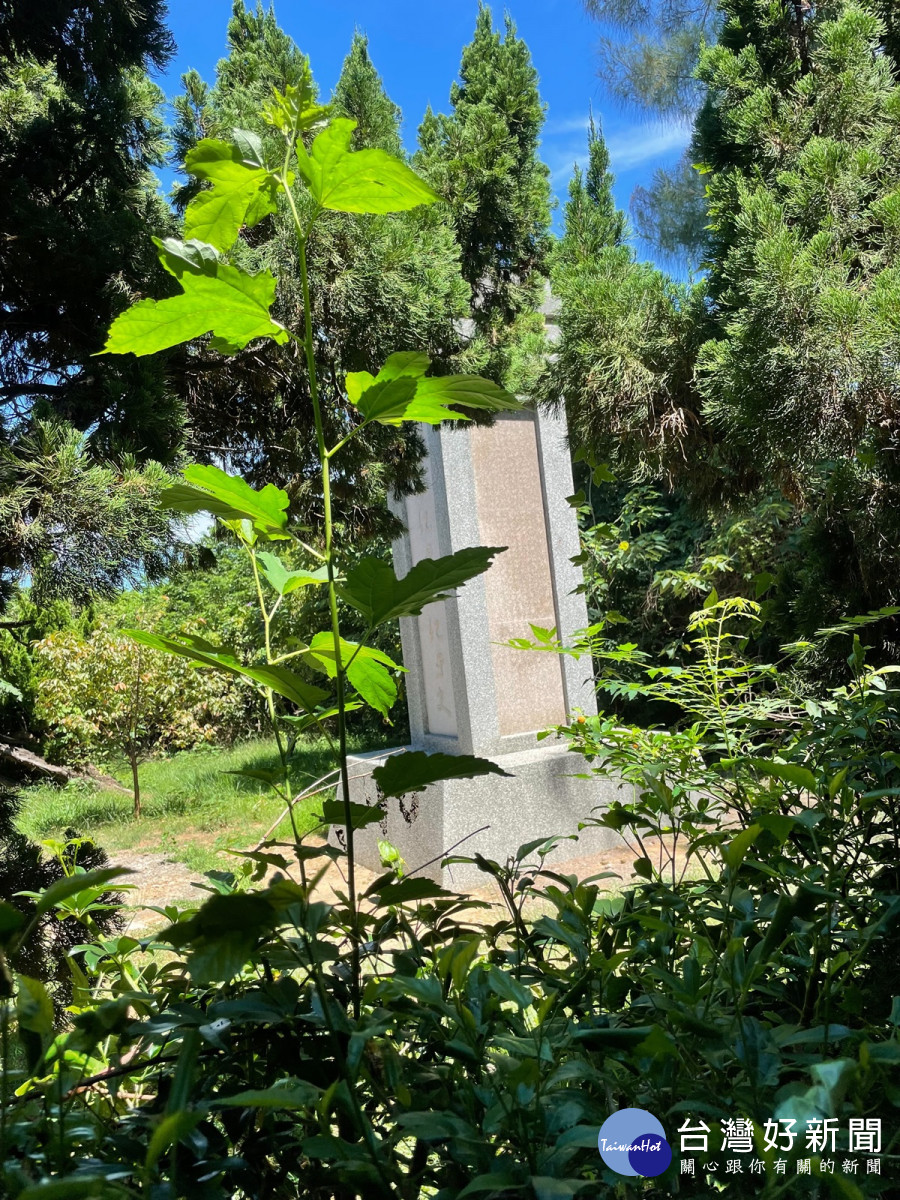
[582,0,716,119]
[332,32,401,155]
[169,2,468,540]
[0,0,179,459]
[415,3,552,359]
[582,1,717,263]
[540,119,701,480]
[692,0,900,628]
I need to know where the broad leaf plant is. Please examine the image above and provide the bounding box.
[102,82,520,1013]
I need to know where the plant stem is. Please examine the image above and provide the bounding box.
[296,226,361,1019]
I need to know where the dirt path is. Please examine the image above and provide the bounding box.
[112,834,700,934]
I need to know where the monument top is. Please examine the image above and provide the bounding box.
[391,403,596,759]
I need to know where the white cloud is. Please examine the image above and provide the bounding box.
[544,114,592,136]
[543,115,693,188]
[605,120,693,170]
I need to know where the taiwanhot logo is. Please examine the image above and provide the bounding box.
[597,1108,672,1178]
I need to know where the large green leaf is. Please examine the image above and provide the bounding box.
[184,133,278,250]
[126,630,328,711]
[30,867,134,919]
[341,547,504,627]
[303,632,400,717]
[413,374,522,412]
[256,551,328,595]
[262,79,329,136]
[346,353,522,427]
[373,750,510,799]
[723,823,762,872]
[320,799,386,830]
[15,975,53,1036]
[0,676,22,702]
[162,464,289,537]
[365,877,449,903]
[295,118,439,214]
[145,1111,204,1172]
[745,758,818,793]
[162,892,279,983]
[102,237,287,357]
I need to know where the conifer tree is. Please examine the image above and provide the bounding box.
[332,32,401,155]
[170,2,467,539]
[582,0,716,119]
[694,1,900,623]
[0,0,178,459]
[415,3,551,371]
[540,119,701,479]
[581,1,716,262]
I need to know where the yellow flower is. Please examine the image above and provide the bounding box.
[618,540,630,552]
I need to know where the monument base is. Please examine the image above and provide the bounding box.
[332,741,632,889]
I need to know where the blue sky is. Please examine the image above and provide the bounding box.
[154,0,691,232]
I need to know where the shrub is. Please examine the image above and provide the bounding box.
[33,613,240,814]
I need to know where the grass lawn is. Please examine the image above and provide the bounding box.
[15,733,387,874]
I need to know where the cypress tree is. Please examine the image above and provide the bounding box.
[170,2,468,540]
[540,119,701,481]
[581,1,716,262]
[582,0,716,119]
[415,3,552,372]
[332,31,401,155]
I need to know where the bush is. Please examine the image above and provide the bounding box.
[0,787,120,1013]
[1,603,898,1196]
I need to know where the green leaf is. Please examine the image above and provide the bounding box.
[373,750,510,799]
[256,551,328,595]
[162,464,289,537]
[212,1080,320,1109]
[183,134,278,250]
[126,630,328,712]
[367,877,449,904]
[319,800,385,830]
[16,975,53,1037]
[723,824,762,872]
[280,701,362,733]
[30,867,132,919]
[162,892,279,983]
[346,356,522,427]
[633,857,654,880]
[295,117,439,214]
[303,632,400,717]
[261,79,328,136]
[412,374,522,412]
[145,1110,204,1171]
[341,547,504,627]
[102,237,287,357]
[457,1176,525,1198]
[487,965,532,1009]
[746,758,818,793]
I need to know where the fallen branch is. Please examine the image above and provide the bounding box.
[0,738,132,795]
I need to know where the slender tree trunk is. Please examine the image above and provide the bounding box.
[129,747,141,819]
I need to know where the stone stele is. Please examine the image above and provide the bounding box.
[337,402,631,888]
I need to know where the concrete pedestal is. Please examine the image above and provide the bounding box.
[341,741,632,889]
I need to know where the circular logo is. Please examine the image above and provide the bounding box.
[598,1108,672,1178]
